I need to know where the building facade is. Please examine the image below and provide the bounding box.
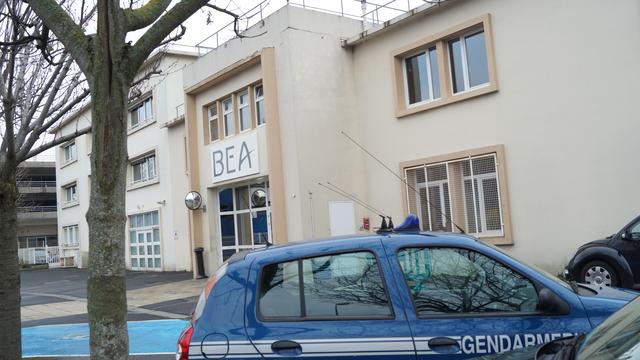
[54,50,196,271]
[54,0,640,275]
[182,0,640,275]
[16,161,59,266]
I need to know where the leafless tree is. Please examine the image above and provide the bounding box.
[18,0,244,358]
[0,0,93,357]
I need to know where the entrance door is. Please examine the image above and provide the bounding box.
[131,230,161,270]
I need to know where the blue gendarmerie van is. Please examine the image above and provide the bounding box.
[177,222,638,359]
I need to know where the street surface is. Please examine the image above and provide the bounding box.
[21,268,205,359]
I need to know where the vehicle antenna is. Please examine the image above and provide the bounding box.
[317,182,391,231]
[325,181,394,232]
[340,130,466,234]
[325,181,388,218]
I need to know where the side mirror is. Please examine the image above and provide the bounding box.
[537,288,570,315]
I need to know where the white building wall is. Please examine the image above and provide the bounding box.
[55,111,92,267]
[55,53,196,271]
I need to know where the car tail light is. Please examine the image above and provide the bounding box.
[176,324,193,360]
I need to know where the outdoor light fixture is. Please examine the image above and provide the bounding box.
[184,191,203,210]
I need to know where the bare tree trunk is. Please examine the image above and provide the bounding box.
[0,155,20,360]
[84,2,130,358]
[86,80,130,359]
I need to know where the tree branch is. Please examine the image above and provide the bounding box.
[20,126,90,162]
[17,86,90,160]
[123,0,171,32]
[25,0,92,77]
[127,0,210,75]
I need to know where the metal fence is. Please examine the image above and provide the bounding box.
[18,246,60,265]
[193,0,432,56]
[16,205,57,213]
[17,180,56,188]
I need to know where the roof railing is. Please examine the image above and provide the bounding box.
[193,0,428,56]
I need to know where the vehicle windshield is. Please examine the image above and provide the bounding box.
[577,297,640,360]
[481,240,574,292]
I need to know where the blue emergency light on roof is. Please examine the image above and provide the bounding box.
[394,214,420,232]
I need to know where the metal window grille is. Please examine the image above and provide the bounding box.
[405,153,503,237]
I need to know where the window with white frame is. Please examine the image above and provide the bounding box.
[62,182,78,203]
[128,97,153,129]
[405,154,503,238]
[128,211,161,270]
[63,141,76,163]
[255,85,265,126]
[448,30,489,94]
[62,225,79,247]
[238,90,250,131]
[219,181,271,261]
[208,103,219,142]
[131,153,156,184]
[404,47,440,106]
[222,97,234,137]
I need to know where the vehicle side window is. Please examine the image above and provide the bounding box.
[258,251,392,320]
[259,260,301,318]
[629,221,640,239]
[397,247,538,316]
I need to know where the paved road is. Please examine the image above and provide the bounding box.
[21,268,200,326]
[21,268,204,358]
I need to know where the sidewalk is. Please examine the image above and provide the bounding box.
[20,268,206,358]
[20,268,205,326]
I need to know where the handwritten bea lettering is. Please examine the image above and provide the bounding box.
[212,141,254,178]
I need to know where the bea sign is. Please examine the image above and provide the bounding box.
[210,132,259,183]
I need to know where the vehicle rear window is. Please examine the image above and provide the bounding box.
[258,251,392,320]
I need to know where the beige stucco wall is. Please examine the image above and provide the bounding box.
[349,0,640,272]
[184,5,365,274]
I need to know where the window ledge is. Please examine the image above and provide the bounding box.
[480,235,513,246]
[396,84,497,118]
[60,158,78,169]
[61,201,79,209]
[127,178,159,191]
[127,118,156,135]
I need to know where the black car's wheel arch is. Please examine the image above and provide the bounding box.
[568,245,634,288]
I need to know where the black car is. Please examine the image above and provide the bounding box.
[565,215,640,289]
[476,294,640,360]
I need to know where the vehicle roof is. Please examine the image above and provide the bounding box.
[232,231,481,263]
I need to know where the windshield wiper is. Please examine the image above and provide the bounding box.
[561,278,580,293]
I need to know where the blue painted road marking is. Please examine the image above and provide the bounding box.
[22,319,189,357]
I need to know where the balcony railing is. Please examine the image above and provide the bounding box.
[17,180,56,188]
[18,246,60,265]
[193,0,426,56]
[17,205,57,213]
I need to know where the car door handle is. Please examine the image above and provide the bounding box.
[428,337,460,353]
[271,340,302,355]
